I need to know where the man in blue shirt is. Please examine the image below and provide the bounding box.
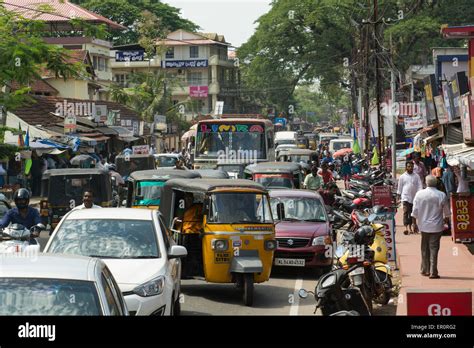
[0,189,42,236]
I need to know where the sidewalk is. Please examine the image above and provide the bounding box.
[394,207,474,315]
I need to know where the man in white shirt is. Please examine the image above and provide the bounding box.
[397,161,423,235]
[411,175,450,279]
[72,191,102,210]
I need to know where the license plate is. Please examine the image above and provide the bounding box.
[349,267,364,276]
[274,258,305,267]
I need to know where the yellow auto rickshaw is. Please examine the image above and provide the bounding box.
[125,169,201,209]
[160,179,276,306]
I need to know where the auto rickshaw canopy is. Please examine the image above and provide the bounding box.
[128,169,201,182]
[244,162,302,175]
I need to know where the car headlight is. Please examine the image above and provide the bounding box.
[211,239,228,251]
[264,239,277,251]
[312,236,331,246]
[321,274,336,288]
[133,276,165,297]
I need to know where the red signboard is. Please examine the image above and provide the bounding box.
[450,194,474,240]
[407,290,472,316]
[189,86,208,98]
[372,185,392,208]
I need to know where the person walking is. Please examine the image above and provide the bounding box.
[397,161,423,235]
[413,153,427,187]
[340,155,352,189]
[411,175,450,279]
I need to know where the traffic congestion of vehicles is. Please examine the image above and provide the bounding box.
[0,119,396,316]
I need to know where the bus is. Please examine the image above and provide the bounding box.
[193,118,275,170]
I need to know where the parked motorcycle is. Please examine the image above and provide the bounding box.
[298,263,372,316]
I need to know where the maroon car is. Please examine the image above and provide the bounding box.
[269,189,333,273]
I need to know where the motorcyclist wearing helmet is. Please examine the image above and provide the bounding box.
[0,188,42,236]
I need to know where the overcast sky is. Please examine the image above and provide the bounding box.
[162,0,272,48]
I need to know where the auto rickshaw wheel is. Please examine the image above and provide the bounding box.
[242,273,254,306]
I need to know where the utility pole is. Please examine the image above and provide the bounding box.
[374,0,384,162]
[390,32,397,179]
[364,8,370,155]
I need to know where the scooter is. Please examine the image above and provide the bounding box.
[298,263,372,316]
[0,223,44,254]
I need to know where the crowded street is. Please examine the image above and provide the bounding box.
[0,2,473,345]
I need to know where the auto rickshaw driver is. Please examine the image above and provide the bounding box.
[175,193,204,277]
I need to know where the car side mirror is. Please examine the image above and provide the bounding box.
[276,202,285,220]
[168,245,187,259]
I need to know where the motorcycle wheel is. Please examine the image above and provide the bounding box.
[360,282,373,314]
[374,271,392,305]
[242,273,254,307]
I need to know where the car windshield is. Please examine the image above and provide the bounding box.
[255,176,293,189]
[333,142,351,150]
[157,156,176,167]
[47,219,160,259]
[0,278,101,315]
[208,193,273,224]
[135,181,165,206]
[196,126,266,160]
[270,197,327,222]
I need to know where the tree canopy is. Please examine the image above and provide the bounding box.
[69,0,200,45]
[238,0,474,123]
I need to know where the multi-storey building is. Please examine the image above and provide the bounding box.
[111,29,240,121]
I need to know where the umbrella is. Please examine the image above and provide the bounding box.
[333,148,353,158]
[70,154,93,166]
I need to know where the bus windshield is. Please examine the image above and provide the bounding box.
[196,125,266,161]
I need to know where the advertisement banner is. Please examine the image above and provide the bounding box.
[404,116,424,131]
[460,94,472,142]
[162,60,208,69]
[442,81,455,122]
[423,74,438,123]
[372,185,392,207]
[132,145,149,155]
[373,214,396,262]
[115,51,144,62]
[64,115,76,134]
[450,194,474,240]
[434,95,448,124]
[451,75,462,119]
[189,86,208,98]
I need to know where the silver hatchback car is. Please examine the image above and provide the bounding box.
[0,253,128,315]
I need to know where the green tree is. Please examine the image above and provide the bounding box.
[0,4,83,112]
[69,0,200,45]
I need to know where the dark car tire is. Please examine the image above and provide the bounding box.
[243,273,254,306]
[171,292,181,316]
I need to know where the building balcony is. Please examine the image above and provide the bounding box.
[209,55,235,68]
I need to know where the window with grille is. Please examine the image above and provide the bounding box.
[187,72,203,85]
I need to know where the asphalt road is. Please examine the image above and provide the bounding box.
[180,267,322,316]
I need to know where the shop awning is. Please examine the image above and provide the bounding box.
[109,126,139,142]
[96,127,118,135]
[441,143,474,166]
